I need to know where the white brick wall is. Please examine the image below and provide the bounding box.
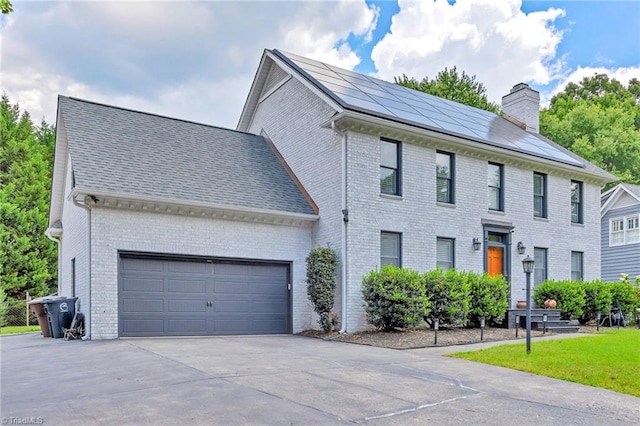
[344,132,602,330]
[59,154,90,326]
[248,76,345,329]
[89,208,312,339]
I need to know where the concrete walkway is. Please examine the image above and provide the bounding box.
[1,333,638,425]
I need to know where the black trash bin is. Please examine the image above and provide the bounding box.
[44,297,77,338]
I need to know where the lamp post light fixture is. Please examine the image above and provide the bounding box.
[433,317,439,345]
[472,238,482,251]
[480,317,486,341]
[522,255,535,354]
[596,311,601,332]
[517,241,526,255]
[515,314,520,338]
[542,313,548,335]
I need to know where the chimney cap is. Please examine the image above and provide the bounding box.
[509,82,538,94]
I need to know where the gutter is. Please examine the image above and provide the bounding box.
[72,195,93,340]
[332,121,348,334]
[45,228,62,298]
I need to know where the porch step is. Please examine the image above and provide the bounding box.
[544,326,579,334]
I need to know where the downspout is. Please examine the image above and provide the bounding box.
[332,121,348,334]
[45,230,62,295]
[72,195,92,340]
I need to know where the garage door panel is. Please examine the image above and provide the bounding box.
[123,299,164,313]
[167,260,208,274]
[168,299,208,313]
[119,256,289,337]
[168,319,207,333]
[122,258,164,272]
[168,279,207,293]
[123,278,164,292]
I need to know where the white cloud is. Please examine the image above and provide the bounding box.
[370,0,566,103]
[543,65,640,105]
[1,0,378,128]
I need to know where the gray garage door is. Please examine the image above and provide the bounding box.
[118,255,290,337]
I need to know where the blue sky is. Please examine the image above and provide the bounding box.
[2,0,638,128]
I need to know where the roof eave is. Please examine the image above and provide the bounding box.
[69,188,319,223]
[601,184,640,216]
[48,97,69,228]
[330,111,616,185]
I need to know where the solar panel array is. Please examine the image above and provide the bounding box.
[274,50,583,167]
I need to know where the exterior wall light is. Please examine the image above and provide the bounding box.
[472,238,481,251]
[517,241,526,255]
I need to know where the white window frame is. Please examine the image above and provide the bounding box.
[609,214,640,246]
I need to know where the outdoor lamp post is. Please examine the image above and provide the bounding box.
[433,317,439,345]
[596,311,601,332]
[480,317,486,341]
[515,315,520,338]
[522,255,535,354]
[542,313,548,335]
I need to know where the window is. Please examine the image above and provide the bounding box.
[380,139,400,195]
[627,215,639,244]
[571,251,583,281]
[436,238,455,271]
[610,215,640,245]
[436,151,454,203]
[71,258,76,297]
[533,172,547,218]
[533,248,547,285]
[571,180,583,223]
[488,163,503,211]
[380,232,401,267]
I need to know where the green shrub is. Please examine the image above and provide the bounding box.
[423,268,470,327]
[578,281,613,325]
[306,246,338,332]
[0,287,7,327]
[361,266,431,331]
[608,281,639,315]
[533,280,585,320]
[467,272,509,326]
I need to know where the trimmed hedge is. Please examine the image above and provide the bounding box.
[533,280,585,320]
[423,268,470,327]
[362,266,431,331]
[467,272,509,326]
[306,246,338,332]
[579,281,613,325]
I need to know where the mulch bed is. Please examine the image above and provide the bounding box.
[299,325,598,350]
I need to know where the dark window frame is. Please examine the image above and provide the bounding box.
[571,180,583,224]
[380,231,402,267]
[436,237,455,271]
[533,172,547,218]
[380,138,401,196]
[436,151,455,204]
[533,247,547,285]
[571,251,583,281]
[488,162,504,211]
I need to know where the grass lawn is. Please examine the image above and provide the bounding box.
[0,325,41,335]
[448,329,640,397]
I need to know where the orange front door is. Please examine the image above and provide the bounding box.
[487,246,504,277]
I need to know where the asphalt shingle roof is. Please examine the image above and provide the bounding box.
[58,96,315,215]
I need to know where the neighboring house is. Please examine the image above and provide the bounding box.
[48,49,616,339]
[600,183,640,281]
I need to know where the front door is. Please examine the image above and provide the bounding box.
[487,246,504,277]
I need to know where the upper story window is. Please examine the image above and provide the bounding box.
[488,162,503,211]
[436,151,454,204]
[571,251,583,281]
[380,232,401,267]
[380,139,401,195]
[436,237,455,271]
[533,247,547,285]
[610,214,640,246]
[533,172,547,218]
[571,180,583,224]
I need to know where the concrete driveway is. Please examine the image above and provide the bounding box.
[1,333,638,425]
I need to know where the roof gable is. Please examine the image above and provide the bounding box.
[601,183,640,216]
[55,96,316,217]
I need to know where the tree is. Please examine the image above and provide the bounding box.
[1,0,12,14]
[395,66,501,114]
[540,74,640,185]
[306,246,338,332]
[0,95,57,299]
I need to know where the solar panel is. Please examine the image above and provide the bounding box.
[274,50,584,168]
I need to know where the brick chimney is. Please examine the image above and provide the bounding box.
[501,83,540,133]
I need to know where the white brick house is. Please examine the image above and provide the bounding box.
[48,49,615,339]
